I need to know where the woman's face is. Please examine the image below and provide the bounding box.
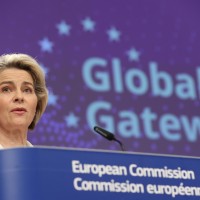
[0,68,37,131]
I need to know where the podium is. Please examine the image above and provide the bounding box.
[0,147,200,200]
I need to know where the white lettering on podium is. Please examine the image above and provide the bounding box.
[73,177,144,193]
[129,164,195,179]
[72,160,127,177]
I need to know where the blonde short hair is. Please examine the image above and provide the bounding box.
[0,53,48,130]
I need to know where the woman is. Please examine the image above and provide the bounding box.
[0,53,48,149]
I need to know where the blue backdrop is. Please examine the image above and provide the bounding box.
[0,0,200,156]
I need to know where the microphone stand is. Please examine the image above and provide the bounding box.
[94,126,126,152]
[113,138,125,152]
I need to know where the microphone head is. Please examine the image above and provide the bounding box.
[94,126,115,141]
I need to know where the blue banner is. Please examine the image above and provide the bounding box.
[0,147,200,199]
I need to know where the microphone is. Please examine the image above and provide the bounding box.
[94,126,125,151]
